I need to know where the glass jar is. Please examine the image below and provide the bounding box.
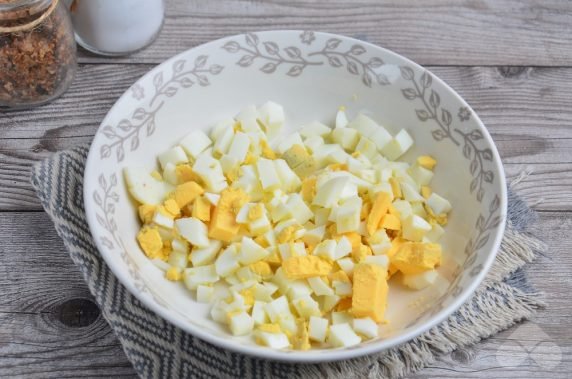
[68,0,165,56]
[0,0,77,110]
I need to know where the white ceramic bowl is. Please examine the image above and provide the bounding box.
[84,31,507,362]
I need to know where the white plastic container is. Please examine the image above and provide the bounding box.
[68,0,165,56]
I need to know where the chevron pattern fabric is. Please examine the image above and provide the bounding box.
[31,145,546,379]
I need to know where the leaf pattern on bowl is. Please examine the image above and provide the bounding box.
[399,66,495,202]
[222,33,390,87]
[100,56,224,162]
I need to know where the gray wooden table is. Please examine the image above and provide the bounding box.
[1,0,571,377]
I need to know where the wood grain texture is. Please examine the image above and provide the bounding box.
[75,0,572,66]
[0,211,569,378]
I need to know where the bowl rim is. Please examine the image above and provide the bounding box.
[84,30,507,363]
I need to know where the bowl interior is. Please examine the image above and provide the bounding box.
[84,31,507,361]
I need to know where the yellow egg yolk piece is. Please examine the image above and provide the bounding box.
[138,204,156,224]
[249,261,273,278]
[389,177,402,199]
[301,177,317,203]
[352,243,373,262]
[137,227,163,258]
[352,263,388,322]
[163,198,181,217]
[176,164,201,184]
[209,188,249,242]
[417,155,437,170]
[174,181,204,208]
[192,196,211,222]
[392,242,442,275]
[380,213,401,231]
[367,192,391,236]
[282,256,333,280]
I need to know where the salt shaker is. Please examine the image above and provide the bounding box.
[68,0,165,56]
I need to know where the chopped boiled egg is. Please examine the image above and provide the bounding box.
[126,103,453,351]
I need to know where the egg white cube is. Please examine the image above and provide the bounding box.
[302,225,326,246]
[235,105,261,133]
[193,154,227,193]
[312,144,340,168]
[124,167,174,205]
[336,198,362,233]
[328,145,351,165]
[292,295,321,319]
[265,296,292,322]
[313,176,350,208]
[335,109,349,129]
[215,245,240,277]
[227,132,251,163]
[219,155,239,175]
[252,301,269,325]
[300,121,331,139]
[210,302,229,324]
[411,202,427,218]
[274,159,302,192]
[408,164,434,186]
[427,193,452,215]
[286,280,314,301]
[158,146,188,169]
[392,199,413,220]
[335,236,352,260]
[401,182,425,203]
[313,208,330,226]
[196,285,214,303]
[168,250,188,269]
[171,238,189,253]
[313,239,337,261]
[183,265,219,290]
[285,194,313,224]
[336,257,355,276]
[175,217,210,248]
[403,269,440,290]
[304,135,325,153]
[355,136,378,160]
[252,284,274,302]
[153,210,174,229]
[329,323,361,347]
[238,237,270,265]
[257,158,282,191]
[320,294,341,313]
[224,273,240,285]
[363,255,389,269]
[370,125,393,150]
[381,129,414,160]
[235,267,257,284]
[258,101,284,138]
[370,241,392,256]
[307,276,334,296]
[190,240,222,266]
[249,213,272,236]
[180,130,212,159]
[276,132,303,155]
[228,311,254,336]
[212,126,235,156]
[162,162,178,185]
[255,331,290,349]
[201,193,219,207]
[352,318,379,339]
[308,316,329,343]
[331,311,353,325]
[331,127,359,151]
[348,114,378,137]
[402,214,432,242]
[333,280,352,297]
[210,117,235,140]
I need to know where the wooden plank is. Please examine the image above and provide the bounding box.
[74,0,572,66]
[0,211,569,377]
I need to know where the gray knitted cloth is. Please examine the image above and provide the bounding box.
[31,145,546,378]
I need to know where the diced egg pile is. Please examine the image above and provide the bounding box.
[125,102,452,350]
